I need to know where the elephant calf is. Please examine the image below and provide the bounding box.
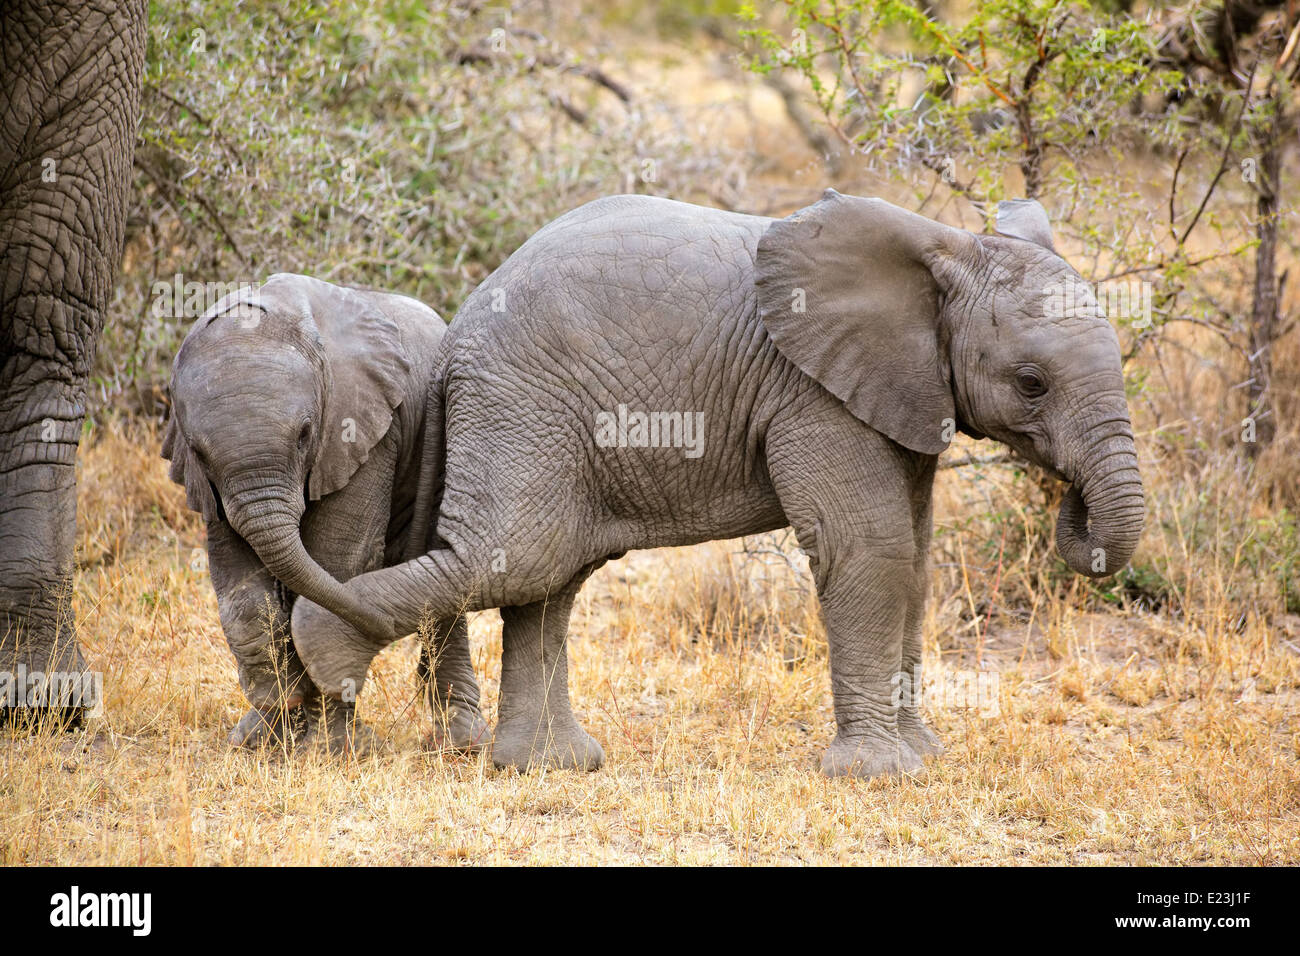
[163,273,487,753]
[291,193,1144,779]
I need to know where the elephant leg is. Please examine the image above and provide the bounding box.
[0,378,88,728]
[226,702,306,751]
[898,459,944,758]
[767,411,924,779]
[285,439,415,755]
[809,532,921,778]
[205,519,311,748]
[293,694,376,758]
[0,0,146,730]
[293,511,596,700]
[491,565,603,772]
[418,614,489,752]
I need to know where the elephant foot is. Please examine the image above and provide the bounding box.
[821,730,924,779]
[294,696,376,758]
[290,598,383,699]
[897,711,945,758]
[490,714,604,772]
[1,648,96,734]
[425,701,491,754]
[227,704,307,749]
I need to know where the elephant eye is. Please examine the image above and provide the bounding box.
[1015,368,1048,398]
[297,421,312,450]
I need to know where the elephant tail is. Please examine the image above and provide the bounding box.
[404,372,446,563]
[408,371,448,693]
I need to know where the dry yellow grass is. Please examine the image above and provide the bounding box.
[1,415,1297,865]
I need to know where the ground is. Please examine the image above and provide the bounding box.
[2,420,1296,865]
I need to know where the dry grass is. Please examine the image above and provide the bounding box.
[2,415,1297,865]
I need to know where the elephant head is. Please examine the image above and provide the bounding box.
[756,190,1143,578]
[162,274,405,633]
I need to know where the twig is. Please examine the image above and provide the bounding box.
[134,158,249,266]
[455,40,631,103]
[939,453,1016,470]
[1178,61,1255,247]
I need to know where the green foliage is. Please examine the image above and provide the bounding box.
[739,0,1278,379]
[744,0,1169,195]
[99,0,724,414]
[1240,508,1300,615]
[1091,487,1300,616]
[1100,560,1179,612]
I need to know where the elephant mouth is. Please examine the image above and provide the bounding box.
[209,479,227,522]
[1002,431,1068,482]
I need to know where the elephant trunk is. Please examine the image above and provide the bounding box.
[226,489,391,639]
[1055,431,1144,579]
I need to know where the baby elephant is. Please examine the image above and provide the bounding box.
[163,273,487,753]
[291,192,1144,779]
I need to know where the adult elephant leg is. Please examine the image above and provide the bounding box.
[897,458,944,758]
[419,614,489,753]
[767,404,923,779]
[0,0,147,726]
[205,519,309,748]
[491,564,603,773]
[0,375,86,726]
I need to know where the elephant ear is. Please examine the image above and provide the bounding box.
[995,199,1055,252]
[160,407,218,523]
[755,189,972,455]
[288,276,414,501]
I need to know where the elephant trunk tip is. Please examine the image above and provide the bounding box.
[1055,480,1144,580]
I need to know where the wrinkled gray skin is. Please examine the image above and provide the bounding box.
[293,191,1145,778]
[0,0,147,726]
[163,274,486,753]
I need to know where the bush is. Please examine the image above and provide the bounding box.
[98,0,733,417]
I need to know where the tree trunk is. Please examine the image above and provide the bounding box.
[1246,115,1280,455]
